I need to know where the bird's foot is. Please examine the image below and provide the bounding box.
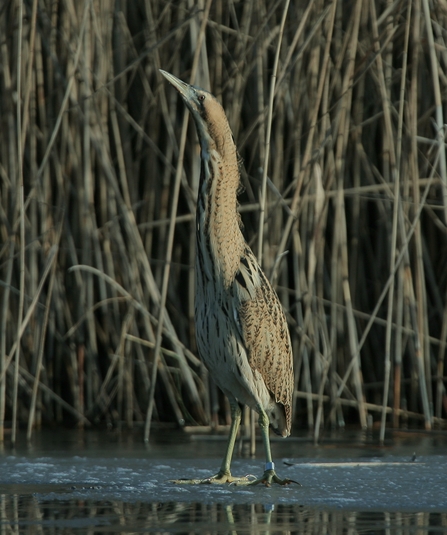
[170,470,255,485]
[235,469,301,487]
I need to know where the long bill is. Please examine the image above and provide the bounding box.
[159,70,194,101]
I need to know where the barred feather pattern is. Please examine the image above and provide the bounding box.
[193,93,294,436]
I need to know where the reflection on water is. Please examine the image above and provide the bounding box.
[1,429,447,533]
[1,496,447,534]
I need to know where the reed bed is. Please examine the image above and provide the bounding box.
[0,0,446,444]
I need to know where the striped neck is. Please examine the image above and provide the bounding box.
[196,141,244,289]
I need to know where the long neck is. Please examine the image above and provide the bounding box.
[196,140,245,289]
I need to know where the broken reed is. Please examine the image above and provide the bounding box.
[0,0,446,443]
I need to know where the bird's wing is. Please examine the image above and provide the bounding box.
[232,249,293,426]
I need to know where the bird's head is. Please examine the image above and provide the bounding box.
[267,402,290,438]
[160,70,234,156]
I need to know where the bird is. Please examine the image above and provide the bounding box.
[160,70,296,486]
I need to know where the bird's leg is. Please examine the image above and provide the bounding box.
[171,401,252,484]
[240,409,300,487]
[206,401,243,483]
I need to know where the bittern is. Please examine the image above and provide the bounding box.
[161,70,296,486]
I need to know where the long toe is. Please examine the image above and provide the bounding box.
[170,470,253,485]
[237,469,301,487]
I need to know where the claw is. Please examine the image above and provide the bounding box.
[228,473,257,485]
[234,469,301,487]
[170,471,253,485]
[170,469,300,487]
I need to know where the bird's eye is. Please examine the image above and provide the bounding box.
[198,94,206,102]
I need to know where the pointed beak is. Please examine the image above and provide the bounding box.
[159,70,194,102]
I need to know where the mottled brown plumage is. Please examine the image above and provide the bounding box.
[160,70,296,486]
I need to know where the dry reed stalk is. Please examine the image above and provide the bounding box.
[310,165,328,439]
[437,290,447,419]
[117,310,133,426]
[294,390,445,425]
[391,0,412,430]
[330,163,440,428]
[0,242,14,442]
[104,119,203,417]
[3,237,58,437]
[27,245,59,439]
[0,0,446,438]
[257,0,289,265]
[144,0,213,443]
[368,0,400,442]
[19,363,91,426]
[330,0,367,429]
[421,0,447,223]
[11,0,25,446]
[0,11,16,436]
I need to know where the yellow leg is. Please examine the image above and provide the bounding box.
[239,409,301,487]
[215,401,241,479]
[171,402,252,484]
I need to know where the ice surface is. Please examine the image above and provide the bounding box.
[1,453,446,510]
[1,430,447,533]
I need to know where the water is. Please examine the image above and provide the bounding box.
[1,428,447,533]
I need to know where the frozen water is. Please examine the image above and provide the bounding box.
[0,429,446,533]
[2,452,447,508]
